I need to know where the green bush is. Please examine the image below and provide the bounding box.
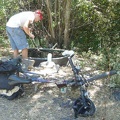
[109,47,120,87]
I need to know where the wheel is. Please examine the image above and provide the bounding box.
[73,97,96,118]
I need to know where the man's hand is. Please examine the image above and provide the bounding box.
[23,20,35,39]
[29,33,35,39]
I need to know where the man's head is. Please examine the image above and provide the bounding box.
[34,10,43,22]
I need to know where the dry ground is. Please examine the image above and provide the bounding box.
[0,48,120,120]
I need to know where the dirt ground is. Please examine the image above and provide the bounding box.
[0,48,120,120]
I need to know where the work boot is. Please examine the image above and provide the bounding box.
[22,59,35,70]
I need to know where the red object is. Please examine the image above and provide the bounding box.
[35,10,43,20]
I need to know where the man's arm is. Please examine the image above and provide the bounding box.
[22,20,35,39]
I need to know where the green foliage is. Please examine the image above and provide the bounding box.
[0,0,119,52]
[0,0,20,42]
[109,47,120,87]
[70,0,119,52]
[0,36,9,48]
[80,49,120,88]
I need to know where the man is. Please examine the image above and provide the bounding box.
[6,9,43,59]
[6,10,43,69]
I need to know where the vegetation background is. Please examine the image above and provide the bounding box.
[0,0,119,86]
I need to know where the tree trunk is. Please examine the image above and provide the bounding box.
[46,0,55,39]
[64,0,71,49]
[58,0,62,47]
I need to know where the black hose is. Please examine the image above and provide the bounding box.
[87,70,117,83]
